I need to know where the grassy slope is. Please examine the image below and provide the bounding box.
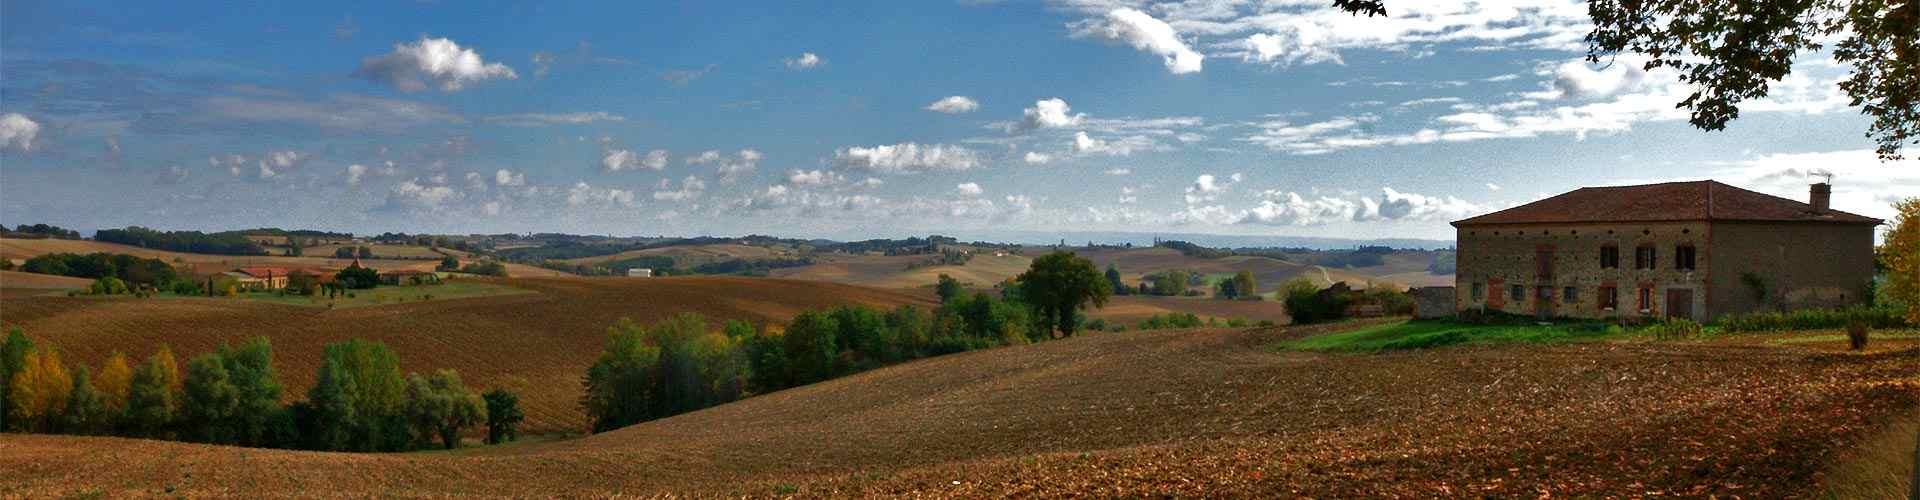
[1279,319,1625,352]
[0,323,1911,497]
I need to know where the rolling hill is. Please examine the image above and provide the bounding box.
[0,276,933,434]
[0,325,1909,497]
[0,237,562,278]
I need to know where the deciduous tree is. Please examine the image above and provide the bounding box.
[1016,252,1112,338]
[1881,197,1919,323]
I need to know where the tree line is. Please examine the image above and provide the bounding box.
[0,330,522,451]
[94,227,268,256]
[583,251,1113,432]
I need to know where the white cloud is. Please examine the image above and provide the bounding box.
[833,142,979,174]
[1071,131,1162,156]
[1486,183,1502,191]
[388,178,464,210]
[925,96,980,114]
[1239,191,1365,226]
[687,149,761,181]
[784,52,822,69]
[601,147,669,173]
[0,113,42,152]
[567,181,636,208]
[1070,8,1204,74]
[653,176,707,202]
[1184,173,1240,204]
[787,169,840,186]
[346,164,368,186]
[1242,30,1342,67]
[355,37,518,92]
[1104,168,1131,176]
[1016,98,1085,132]
[267,150,301,168]
[483,111,625,127]
[1537,58,1651,100]
[957,182,984,196]
[494,169,525,187]
[1708,149,1920,221]
[1023,151,1054,164]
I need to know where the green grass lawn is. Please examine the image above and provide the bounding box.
[1277,319,1628,352]
[211,280,532,308]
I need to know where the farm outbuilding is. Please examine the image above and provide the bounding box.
[627,268,653,278]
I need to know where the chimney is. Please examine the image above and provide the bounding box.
[1809,183,1831,214]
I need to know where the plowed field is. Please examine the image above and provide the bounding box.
[0,323,1912,497]
[0,276,932,434]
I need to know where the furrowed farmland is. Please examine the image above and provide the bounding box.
[0,276,932,434]
[0,324,1912,497]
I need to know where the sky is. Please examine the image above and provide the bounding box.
[1,0,1913,242]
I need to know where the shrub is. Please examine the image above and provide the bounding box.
[482,388,523,445]
[1644,318,1705,340]
[1846,321,1869,350]
[1717,306,1908,332]
[306,339,407,451]
[403,370,485,450]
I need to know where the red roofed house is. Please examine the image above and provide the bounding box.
[1450,181,1882,322]
[230,266,292,290]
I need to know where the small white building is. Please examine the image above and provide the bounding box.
[626,268,653,278]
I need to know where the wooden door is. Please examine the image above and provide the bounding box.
[1535,286,1553,320]
[1665,288,1693,320]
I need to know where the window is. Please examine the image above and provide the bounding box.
[1598,286,1618,310]
[1563,286,1577,303]
[1600,245,1620,269]
[1634,245,1657,270]
[1675,244,1697,271]
[1637,287,1653,313]
[1471,282,1484,301]
[1510,285,1525,303]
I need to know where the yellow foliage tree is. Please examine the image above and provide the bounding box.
[150,346,182,396]
[1880,197,1919,323]
[8,348,73,432]
[95,352,133,413]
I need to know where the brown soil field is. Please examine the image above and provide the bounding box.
[0,276,932,434]
[557,243,788,267]
[0,237,562,278]
[1076,247,1402,290]
[772,252,1033,289]
[0,270,92,290]
[0,323,1911,497]
[1089,295,1291,325]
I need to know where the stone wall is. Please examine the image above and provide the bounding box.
[1705,221,1877,319]
[1454,220,1878,322]
[1454,221,1711,321]
[1414,286,1455,319]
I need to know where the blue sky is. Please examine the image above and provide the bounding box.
[2,0,1913,241]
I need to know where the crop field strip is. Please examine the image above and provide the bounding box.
[0,321,1911,497]
[0,276,932,434]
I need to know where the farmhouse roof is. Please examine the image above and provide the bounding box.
[1451,180,1883,226]
[233,266,291,278]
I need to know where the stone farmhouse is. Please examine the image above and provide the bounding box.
[1450,181,1881,322]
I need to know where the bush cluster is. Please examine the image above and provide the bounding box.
[0,329,521,452]
[582,293,1042,433]
[1282,279,1414,324]
[1717,306,1909,332]
[21,252,181,287]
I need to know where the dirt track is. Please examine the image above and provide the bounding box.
[1,323,1912,497]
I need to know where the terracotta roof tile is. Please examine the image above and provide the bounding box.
[1453,181,1883,226]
